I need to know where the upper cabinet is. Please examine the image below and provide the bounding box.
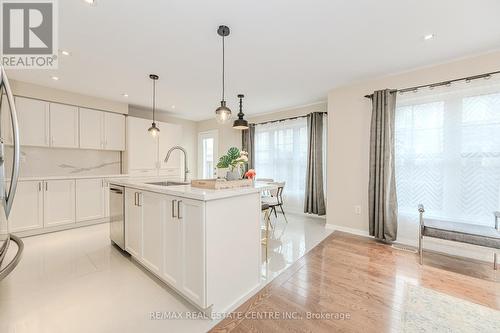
[79,108,125,151]
[50,103,79,148]
[16,97,50,147]
[103,111,125,151]
[79,107,104,149]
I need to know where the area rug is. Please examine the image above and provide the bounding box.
[401,284,500,332]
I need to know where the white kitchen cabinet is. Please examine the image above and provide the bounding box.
[104,112,125,151]
[43,179,76,227]
[177,198,205,306]
[125,188,143,257]
[79,108,103,149]
[49,103,79,148]
[158,121,182,170]
[163,197,182,286]
[16,96,50,147]
[141,192,165,275]
[76,178,105,222]
[8,180,44,233]
[126,117,158,171]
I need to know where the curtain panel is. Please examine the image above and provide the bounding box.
[369,89,398,241]
[304,112,327,215]
[242,124,255,171]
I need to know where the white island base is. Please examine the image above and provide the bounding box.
[114,179,264,315]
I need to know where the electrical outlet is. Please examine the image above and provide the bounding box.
[354,205,361,215]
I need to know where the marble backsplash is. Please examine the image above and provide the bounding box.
[5,146,121,177]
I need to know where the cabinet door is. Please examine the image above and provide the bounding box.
[104,112,125,151]
[8,181,44,232]
[158,122,183,169]
[125,188,142,257]
[50,103,79,148]
[178,198,206,307]
[16,97,50,147]
[76,178,105,222]
[44,179,76,227]
[1,95,13,145]
[126,117,158,171]
[141,192,165,275]
[162,197,181,286]
[79,108,104,149]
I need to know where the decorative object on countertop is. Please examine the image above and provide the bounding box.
[244,169,256,180]
[148,74,160,137]
[214,25,232,124]
[216,147,248,180]
[191,178,253,190]
[233,94,249,130]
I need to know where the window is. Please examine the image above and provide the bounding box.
[198,130,218,179]
[254,118,308,212]
[395,78,500,226]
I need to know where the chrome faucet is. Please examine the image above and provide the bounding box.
[164,146,189,182]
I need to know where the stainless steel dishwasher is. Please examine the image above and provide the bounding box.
[109,185,125,250]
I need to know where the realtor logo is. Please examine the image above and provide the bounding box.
[1,0,58,68]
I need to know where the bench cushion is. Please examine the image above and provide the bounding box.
[423,219,500,249]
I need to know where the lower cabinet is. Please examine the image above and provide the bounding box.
[124,189,206,308]
[9,177,111,234]
[44,179,76,227]
[76,178,105,221]
[8,180,44,233]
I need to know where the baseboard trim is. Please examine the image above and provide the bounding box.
[13,218,110,238]
[325,224,370,237]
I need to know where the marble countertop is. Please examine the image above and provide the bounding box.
[16,174,129,181]
[107,177,276,201]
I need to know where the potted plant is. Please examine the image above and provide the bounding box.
[216,147,248,180]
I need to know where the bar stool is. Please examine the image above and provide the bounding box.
[261,203,272,262]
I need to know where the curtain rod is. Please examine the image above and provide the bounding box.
[251,111,327,126]
[364,70,500,99]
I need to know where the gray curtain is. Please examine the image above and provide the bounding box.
[304,112,326,215]
[242,124,255,170]
[369,90,398,242]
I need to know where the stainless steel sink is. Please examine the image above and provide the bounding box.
[146,181,189,186]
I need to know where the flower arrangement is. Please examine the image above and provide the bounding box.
[244,169,256,180]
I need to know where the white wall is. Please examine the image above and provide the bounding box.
[128,106,198,178]
[327,50,500,261]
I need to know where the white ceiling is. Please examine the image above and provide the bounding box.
[6,0,500,120]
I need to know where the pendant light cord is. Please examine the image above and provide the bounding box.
[152,79,156,123]
[222,35,225,101]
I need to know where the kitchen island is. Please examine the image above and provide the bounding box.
[107,177,271,314]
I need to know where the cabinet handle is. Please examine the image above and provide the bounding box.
[45,182,48,191]
[134,192,138,206]
[177,200,182,220]
[172,200,177,218]
[137,193,142,207]
[38,182,41,191]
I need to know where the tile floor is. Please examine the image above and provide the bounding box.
[0,213,331,333]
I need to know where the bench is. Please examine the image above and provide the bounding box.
[418,205,500,269]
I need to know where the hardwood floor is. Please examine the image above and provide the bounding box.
[211,231,500,332]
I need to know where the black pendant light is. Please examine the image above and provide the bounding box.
[148,74,160,137]
[233,94,249,130]
[215,25,232,124]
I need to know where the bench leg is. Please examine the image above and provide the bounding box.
[495,253,498,270]
[419,235,423,265]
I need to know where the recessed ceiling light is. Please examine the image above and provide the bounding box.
[423,34,435,41]
[171,105,176,109]
[122,93,129,98]
[83,0,96,5]
[61,50,71,56]
[51,76,59,81]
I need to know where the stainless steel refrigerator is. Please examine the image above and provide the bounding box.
[0,64,22,281]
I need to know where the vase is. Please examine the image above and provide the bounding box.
[226,170,241,181]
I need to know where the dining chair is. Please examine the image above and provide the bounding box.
[262,181,287,223]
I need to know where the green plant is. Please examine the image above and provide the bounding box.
[216,147,248,171]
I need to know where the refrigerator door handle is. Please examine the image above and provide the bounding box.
[0,65,20,219]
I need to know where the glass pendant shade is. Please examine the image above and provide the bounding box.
[148,122,160,137]
[215,100,232,124]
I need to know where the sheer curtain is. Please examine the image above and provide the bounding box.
[254,118,308,213]
[395,76,500,233]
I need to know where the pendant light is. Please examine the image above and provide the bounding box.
[233,94,249,130]
[215,25,232,124]
[148,74,160,137]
